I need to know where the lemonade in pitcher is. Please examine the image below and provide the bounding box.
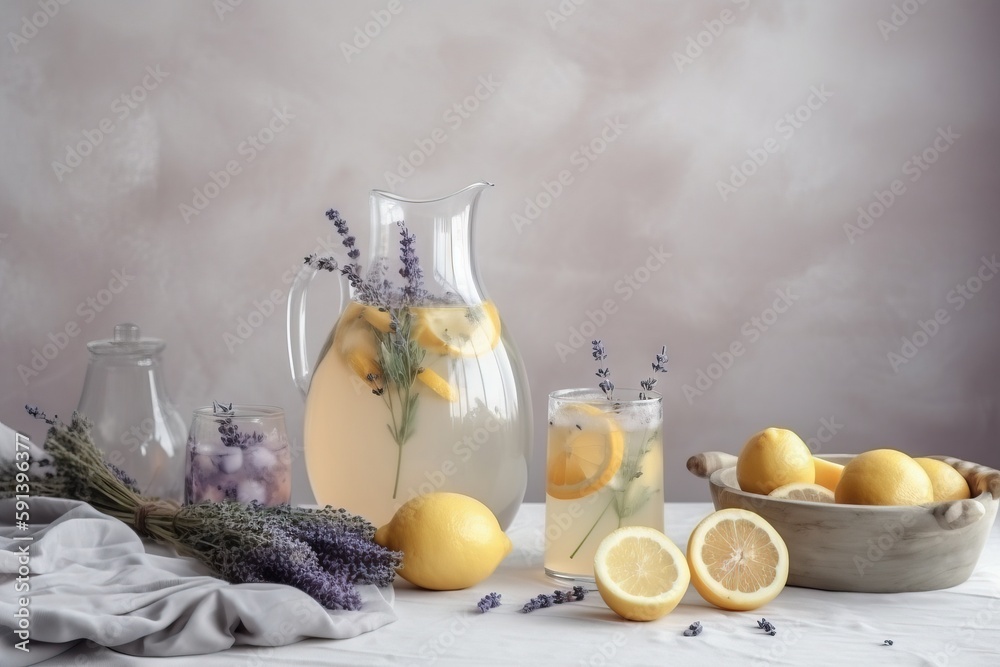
[289,184,531,528]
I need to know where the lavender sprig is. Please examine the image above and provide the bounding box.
[639,346,669,400]
[397,221,426,304]
[520,587,588,613]
[477,592,502,613]
[591,340,614,400]
[757,618,777,636]
[683,621,703,637]
[216,417,265,450]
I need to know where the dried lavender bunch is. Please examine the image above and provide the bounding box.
[0,409,402,611]
[477,592,502,613]
[520,587,588,613]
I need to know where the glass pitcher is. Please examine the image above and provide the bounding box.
[77,322,187,501]
[287,183,531,528]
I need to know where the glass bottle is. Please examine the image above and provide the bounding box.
[76,323,187,501]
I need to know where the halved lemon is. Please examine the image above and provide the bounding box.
[346,349,381,391]
[594,526,690,621]
[546,404,623,500]
[412,302,501,357]
[768,482,835,503]
[687,508,789,611]
[416,368,458,402]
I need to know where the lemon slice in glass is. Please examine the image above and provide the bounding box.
[546,404,624,500]
[412,302,501,357]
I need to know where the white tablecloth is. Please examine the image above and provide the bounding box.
[36,503,1000,666]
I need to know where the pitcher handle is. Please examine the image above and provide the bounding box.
[286,262,346,396]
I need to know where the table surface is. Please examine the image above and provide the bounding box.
[42,502,1000,667]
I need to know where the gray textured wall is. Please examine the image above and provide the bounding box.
[2,0,999,505]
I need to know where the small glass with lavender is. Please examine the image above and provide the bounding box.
[184,404,291,506]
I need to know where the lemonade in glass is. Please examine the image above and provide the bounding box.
[545,388,664,581]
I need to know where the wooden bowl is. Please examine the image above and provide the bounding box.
[686,452,1000,593]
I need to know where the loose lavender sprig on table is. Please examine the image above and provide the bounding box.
[757,618,777,636]
[1,408,402,611]
[477,592,502,613]
[683,621,703,637]
[520,587,589,613]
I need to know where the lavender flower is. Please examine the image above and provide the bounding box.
[106,462,140,494]
[216,417,264,449]
[757,618,777,635]
[25,404,56,424]
[520,587,588,612]
[477,592,502,613]
[591,340,614,399]
[683,621,703,637]
[639,345,669,399]
[397,221,426,304]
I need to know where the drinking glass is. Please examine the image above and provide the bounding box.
[544,388,664,582]
[184,405,291,506]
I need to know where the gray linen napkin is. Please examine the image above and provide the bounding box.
[0,423,396,666]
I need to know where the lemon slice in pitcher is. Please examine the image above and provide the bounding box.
[412,302,501,357]
[546,404,624,500]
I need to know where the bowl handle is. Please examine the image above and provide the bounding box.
[927,456,1000,500]
[687,451,739,479]
[932,498,986,530]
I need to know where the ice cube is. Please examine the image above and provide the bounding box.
[246,445,277,473]
[237,479,268,505]
[215,449,243,474]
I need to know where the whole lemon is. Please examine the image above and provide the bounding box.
[835,449,934,505]
[914,457,971,502]
[373,492,512,590]
[736,428,815,495]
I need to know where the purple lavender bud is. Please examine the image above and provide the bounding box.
[477,592,502,613]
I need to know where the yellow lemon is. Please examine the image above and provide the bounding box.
[834,449,934,506]
[687,509,789,611]
[914,457,971,502]
[812,456,844,492]
[736,428,815,495]
[373,492,511,590]
[768,482,835,503]
[361,306,393,333]
[412,302,501,357]
[546,404,624,500]
[593,527,690,621]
